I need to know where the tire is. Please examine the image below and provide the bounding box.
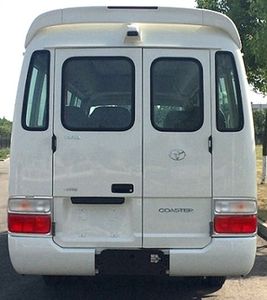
[201,276,226,290]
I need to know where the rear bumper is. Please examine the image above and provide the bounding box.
[8,235,256,276]
[170,236,257,276]
[8,236,95,276]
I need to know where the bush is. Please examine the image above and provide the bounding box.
[0,148,10,160]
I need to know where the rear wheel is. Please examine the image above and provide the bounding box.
[201,276,226,290]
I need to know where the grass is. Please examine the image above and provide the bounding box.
[0,148,9,160]
[256,145,267,221]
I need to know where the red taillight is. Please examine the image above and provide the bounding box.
[8,213,51,234]
[214,215,257,234]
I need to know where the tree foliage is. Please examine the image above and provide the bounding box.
[0,117,12,136]
[253,109,266,144]
[196,0,267,94]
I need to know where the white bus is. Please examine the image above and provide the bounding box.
[8,6,257,289]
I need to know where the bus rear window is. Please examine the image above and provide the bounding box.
[215,52,243,132]
[61,57,135,131]
[22,51,50,131]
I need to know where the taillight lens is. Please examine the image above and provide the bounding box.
[8,213,51,234]
[9,198,51,213]
[215,200,256,214]
[8,197,52,234]
[214,215,257,234]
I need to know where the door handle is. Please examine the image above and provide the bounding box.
[71,197,124,205]
[112,184,134,193]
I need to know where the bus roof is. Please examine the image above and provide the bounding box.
[25,6,241,49]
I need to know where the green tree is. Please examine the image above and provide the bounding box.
[196,0,267,94]
[0,117,12,136]
[253,109,266,144]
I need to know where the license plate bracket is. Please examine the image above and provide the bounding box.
[96,249,169,276]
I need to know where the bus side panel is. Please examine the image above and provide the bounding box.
[9,49,53,197]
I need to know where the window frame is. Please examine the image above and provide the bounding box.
[150,57,204,132]
[61,56,135,132]
[21,50,50,131]
[215,51,244,132]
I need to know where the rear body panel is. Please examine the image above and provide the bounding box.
[143,49,211,248]
[8,7,257,277]
[53,197,142,248]
[52,48,212,249]
[53,48,143,248]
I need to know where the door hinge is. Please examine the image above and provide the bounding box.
[208,135,212,154]
[52,134,57,153]
[51,222,56,236]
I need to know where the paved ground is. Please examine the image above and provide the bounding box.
[0,159,8,232]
